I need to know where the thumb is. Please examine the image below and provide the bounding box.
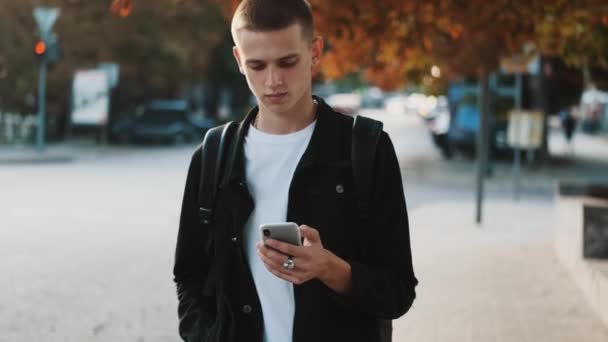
[299,225,320,244]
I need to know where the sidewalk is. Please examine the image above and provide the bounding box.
[401,129,608,197]
[540,129,608,183]
[0,140,194,165]
[393,198,608,342]
[0,144,76,164]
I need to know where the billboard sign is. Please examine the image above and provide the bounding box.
[71,69,110,126]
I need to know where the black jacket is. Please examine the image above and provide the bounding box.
[173,98,418,342]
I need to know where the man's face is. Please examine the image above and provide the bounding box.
[233,23,322,116]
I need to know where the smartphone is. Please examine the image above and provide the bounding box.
[259,222,302,246]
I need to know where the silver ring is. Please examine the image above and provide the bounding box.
[283,257,295,271]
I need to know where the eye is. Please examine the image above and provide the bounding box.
[249,63,266,71]
[278,59,298,69]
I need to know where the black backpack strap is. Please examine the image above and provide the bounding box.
[197,121,238,298]
[198,122,238,225]
[351,115,393,342]
[351,115,383,220]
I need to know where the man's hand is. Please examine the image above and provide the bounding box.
[257,225,352,293]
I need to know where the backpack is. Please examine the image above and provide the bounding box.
[196,115,391,342]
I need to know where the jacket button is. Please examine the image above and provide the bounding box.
[242,305,252,314]
[336,184,344,194]
[231,236,237,243]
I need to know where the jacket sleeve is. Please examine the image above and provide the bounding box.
[173,147,210,341]
[331,132,418,319]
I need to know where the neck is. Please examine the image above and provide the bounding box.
[255,95,316,135]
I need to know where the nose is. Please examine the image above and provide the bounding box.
[265,66,283,89]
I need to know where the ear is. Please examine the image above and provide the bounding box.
[311,36,324,70]
[310,36,324,76]
[233,46,245,75]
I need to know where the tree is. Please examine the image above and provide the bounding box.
[213,0,607,91]
[536,0,608,88]
[310,1,544,88]
[0,0,227,116]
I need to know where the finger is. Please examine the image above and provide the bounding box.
[257,248,286,270]
[259,245,315,275]
[258,249,312,284]
[299,225,320,243]
[264,239,302,257]
[267,265,302,284]
[265,259,309,285]
[258,243,292,264]
[258,250,303,282]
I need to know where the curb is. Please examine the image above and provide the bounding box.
[0,146,76,165]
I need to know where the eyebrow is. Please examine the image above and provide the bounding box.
[245,54,300,65]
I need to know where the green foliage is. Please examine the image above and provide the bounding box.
[536,1,608,69]
[0,0,228,113]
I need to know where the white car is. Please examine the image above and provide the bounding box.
[326,93,362,115]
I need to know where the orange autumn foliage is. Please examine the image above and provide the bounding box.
[210,0,608,89]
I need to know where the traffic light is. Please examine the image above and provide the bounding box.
[34,40,46,56]
[111,0,134,18]
[34,37,61,64]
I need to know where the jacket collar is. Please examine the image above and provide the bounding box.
[223,95,346,186]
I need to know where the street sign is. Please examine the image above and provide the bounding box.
[507,110,544,149]
[33,7,60,38]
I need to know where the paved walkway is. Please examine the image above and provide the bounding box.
[0,144,75,164]
[393,198,608,342]
[0,140,155,164]
[2,120,607,341]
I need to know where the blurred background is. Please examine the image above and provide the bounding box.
[1,0,608,341]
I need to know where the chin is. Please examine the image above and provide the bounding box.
[262,99,295,114]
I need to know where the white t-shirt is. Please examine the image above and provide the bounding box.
[243,119,316,342]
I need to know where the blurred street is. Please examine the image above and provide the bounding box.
[2,108,608,341]
[3,1,608,341]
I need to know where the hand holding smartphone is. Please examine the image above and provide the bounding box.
[259,222,302,246]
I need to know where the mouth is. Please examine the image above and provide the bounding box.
[265,92,287,102]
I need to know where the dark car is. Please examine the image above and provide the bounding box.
[111,100,216,144]
[426,82,513,159]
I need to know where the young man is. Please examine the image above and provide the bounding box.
[173,1,417,341]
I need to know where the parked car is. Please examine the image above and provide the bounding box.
[110,99,216,144]
[444,95,480,157]
[326,93,362,115]
[428,82,513,160]
[361,87,385,109]
[383,94,409,115]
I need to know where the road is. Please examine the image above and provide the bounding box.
[1,108,606,341]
